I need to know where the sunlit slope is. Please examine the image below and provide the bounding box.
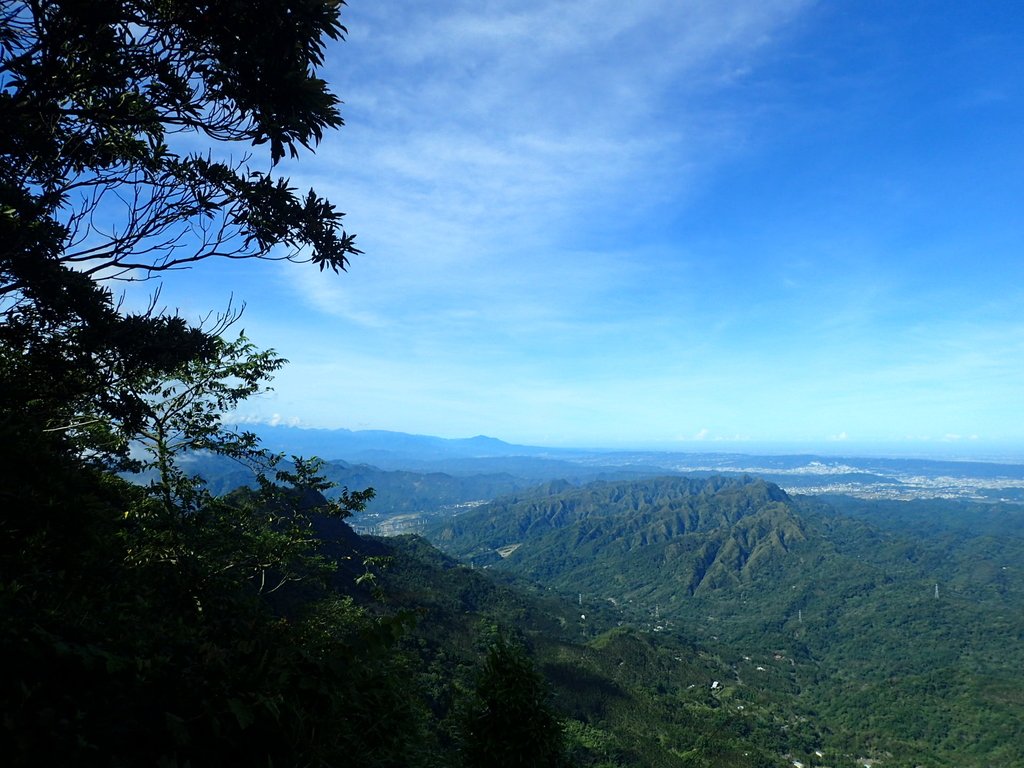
[372,532,826,768]
[431,476,806,600]
[428,475,1024,765]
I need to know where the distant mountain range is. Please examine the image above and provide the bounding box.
[182,427,1024,764]
[243,425,1024,502]
[248,425,541,463]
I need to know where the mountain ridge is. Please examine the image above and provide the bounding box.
[431,475,806,597]
[237,425,1024,501]
[424,474,1024,765]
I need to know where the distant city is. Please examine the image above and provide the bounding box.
[677,459,1024,502]
[248,425,1024,507]
[572,452,1024,503]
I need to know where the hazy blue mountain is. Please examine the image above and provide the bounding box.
[247,425,543,463]
[237,426,1024,501]
[171,452,533,532]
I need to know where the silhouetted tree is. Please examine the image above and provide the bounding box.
[1,0,361,474]
[459,637,568,768]
[0,4,442,765]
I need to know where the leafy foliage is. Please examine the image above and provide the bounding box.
[0,2,448,764]
[1,0,362,489]
[457,636,568,768]
[131,330,287,510]
[1,0,359,293]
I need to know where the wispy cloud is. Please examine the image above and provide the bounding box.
[284,1,813,319]
[176,1,1024,449]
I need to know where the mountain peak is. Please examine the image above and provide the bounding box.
[429,475,804,599]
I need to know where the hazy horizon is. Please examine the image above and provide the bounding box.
[243,421,1024,465]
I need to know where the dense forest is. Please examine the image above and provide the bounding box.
[3,2,1022,767]
[428,476,1024,766]
[1,1,478,764]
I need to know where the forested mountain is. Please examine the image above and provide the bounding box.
[5,2,1022,766]
[173,452,532,531]
[431,476,803,597]
[363,532,826,768]
[173,452,684,534]
[427,476,1024,766]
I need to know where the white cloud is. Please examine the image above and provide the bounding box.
[284,0,814,319]
[232,412,304,428]
[284,261,390,328]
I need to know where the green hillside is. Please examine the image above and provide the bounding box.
[370,533,824,768]
[431,476,805,602]
[427,476,1024,766]
[8,2,1020,766]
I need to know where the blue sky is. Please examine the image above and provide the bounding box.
[136,0,1024,453]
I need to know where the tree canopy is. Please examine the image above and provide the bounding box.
[1,5,574,766]
[0,3,431,765]
[1,0,359,292]
[1,0,364,467]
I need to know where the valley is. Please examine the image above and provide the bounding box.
[9,4,1022,765]
[420,474,1024,766]
[167,430,1024,766]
